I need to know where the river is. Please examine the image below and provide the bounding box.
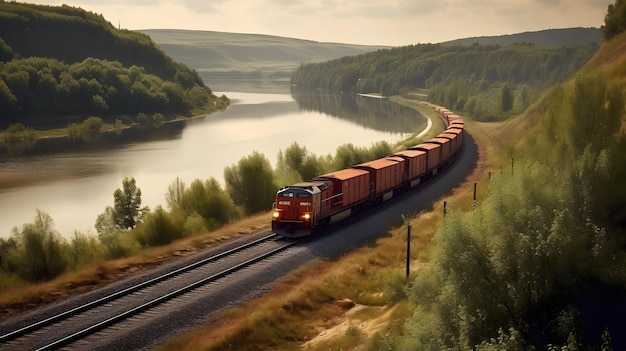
[0,91,427,238]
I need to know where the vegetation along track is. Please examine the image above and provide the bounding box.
[0,233,298,350]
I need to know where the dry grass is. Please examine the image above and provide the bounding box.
[0,212,271,318]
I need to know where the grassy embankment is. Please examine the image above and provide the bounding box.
[0,213,269,316]
[152,98,505,350]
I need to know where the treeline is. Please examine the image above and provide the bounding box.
[0,57,223,126]
[0,138,396,285]
[290,43,598,121]
[0,2,182,81]
[0,2,226,127]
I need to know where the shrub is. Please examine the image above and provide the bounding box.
[11,210,69,282]
[133,205,183,247]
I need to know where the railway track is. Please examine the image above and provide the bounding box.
[0,233,298,350]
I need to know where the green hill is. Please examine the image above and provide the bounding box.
[289,41,598,120]
[0,2,227,128]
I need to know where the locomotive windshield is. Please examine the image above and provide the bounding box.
[277,187,312,198]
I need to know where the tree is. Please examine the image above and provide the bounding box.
[80,116,103,134]
[13,210,68,281]
[602,0,626,40]
[224,151,276,214]
[111,177,149,231]
[165,176,186,211]
[133,205,180,247]
[500,83,514,112]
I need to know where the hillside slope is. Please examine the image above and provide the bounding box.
[443,27,601,46]
[494,29,626,154]
[0,2,226,126]
[0,3,185,82]
[139,29,390,76]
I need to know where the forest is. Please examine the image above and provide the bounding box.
[291,42,598,121]
[0,2,228,128]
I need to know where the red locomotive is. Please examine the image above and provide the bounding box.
[272,103,465,238]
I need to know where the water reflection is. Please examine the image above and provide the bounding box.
[0,122,185,160]
[0,92,426,238]
[292,93,425,133]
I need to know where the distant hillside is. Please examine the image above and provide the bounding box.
[442,27,601,46]
[289,41,598,120]
[495,29,626,158]
[0,2,227,127]
[139,29,390,79]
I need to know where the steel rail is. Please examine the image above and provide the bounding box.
[0,233,278,344]
[36,239,298,351]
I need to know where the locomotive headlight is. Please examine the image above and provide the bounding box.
[272,211,280,219]
[302,213,311,220]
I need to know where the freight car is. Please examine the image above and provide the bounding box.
[271,103,465,238]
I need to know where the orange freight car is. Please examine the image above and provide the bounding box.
[411,143,442,173]
[392,149,427,187]
[424,137,452,163]
[439,132,460,156]
[314,168,369,210]
[353,158,404,202]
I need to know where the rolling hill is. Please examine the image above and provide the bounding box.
[442,27,601,46]
[138,29,390,82]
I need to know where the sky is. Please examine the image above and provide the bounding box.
[20,0,613,46]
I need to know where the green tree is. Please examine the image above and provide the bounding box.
[165,176,186,211]
[110,177,149,231]
[136,112,149,125]
[602,0,626,40]
[283,142,307,175]
[12,210,68,281]
[69,230,104,266]
[224,151,276,214]
[80,116,103,134]
[500,83,514,112]
[133,205,181,247]
[94,206,127,258]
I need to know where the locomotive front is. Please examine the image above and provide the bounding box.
[271,182,327,238]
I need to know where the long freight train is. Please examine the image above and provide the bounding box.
[271,102,465,238]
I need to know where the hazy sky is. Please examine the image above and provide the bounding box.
[21,0,612,46]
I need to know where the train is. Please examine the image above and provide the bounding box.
[271,102,465,238]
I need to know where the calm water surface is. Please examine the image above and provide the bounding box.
[0,92,426,238]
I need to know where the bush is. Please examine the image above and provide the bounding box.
[133,205,183,247]
[224,151,277,214]
[69,230,105,267]
[80,116,103,134]
[11,210,69,282]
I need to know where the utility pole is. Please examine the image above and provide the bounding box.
[406,222,411,279]
[473,182,477,211]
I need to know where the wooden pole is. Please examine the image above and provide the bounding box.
[406,224,411,279]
